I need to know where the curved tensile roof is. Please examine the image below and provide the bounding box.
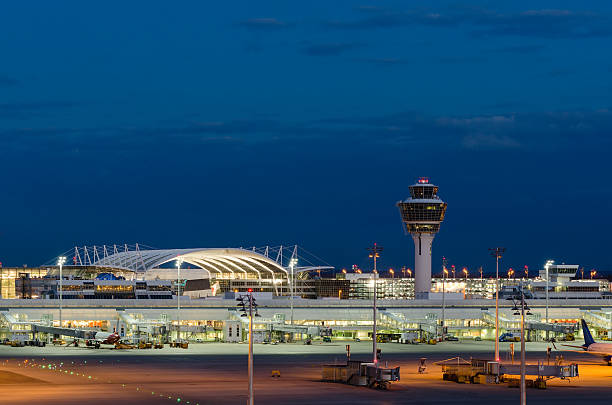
[93,248,289,280]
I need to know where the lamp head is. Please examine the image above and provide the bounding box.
[57,256,66,266]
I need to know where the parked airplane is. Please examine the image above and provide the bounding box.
[32,321,121,349]
[80,330,121,348]
[555,319,612,365]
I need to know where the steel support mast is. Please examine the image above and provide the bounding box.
[248,291,254,405]
[367,243,383,365]
[176,258,183,342]
[489,247,505,362]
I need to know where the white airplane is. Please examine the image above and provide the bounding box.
[555,319,612,366]
[33,321,122,349]
[81,330,121,348]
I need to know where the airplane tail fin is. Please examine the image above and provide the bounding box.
[581,319,595,346]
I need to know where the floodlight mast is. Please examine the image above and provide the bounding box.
[367,243,383,365]
[489,247,505,362]
[236,289,257,405]
[57,256,66,328]
[248,290,254,405]
[544,260,554,341]
[176,258,183,342]
[441,257,448,341]
[512,281,531,405]
[289,257,298,325]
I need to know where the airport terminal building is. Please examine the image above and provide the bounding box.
[1,245,611,343]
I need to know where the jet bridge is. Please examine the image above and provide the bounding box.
[482,311,577,334]
[583,310,612,339]
[30,324,93,339]
[0,311,37,340]
[229,310,331,338]
[440,358,579,387]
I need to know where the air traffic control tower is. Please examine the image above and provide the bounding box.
[397,178,447,299]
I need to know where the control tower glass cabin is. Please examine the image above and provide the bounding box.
[397,178,447,298]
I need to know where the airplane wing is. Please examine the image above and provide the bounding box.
[561,344,587,349]
[583,351,612,357]
[552,342,584,350]
[555,348,588,354]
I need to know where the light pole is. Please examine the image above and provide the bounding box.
[237,289,258,405]
[462,268,468,299]
[176,258,183,342]
[248,290,254,405]
[57,256,66,328]
[442,266,448,341]
[367,243,383,365]
[544,260,553,341]
[489,247,506,362]
[289,257,297,325]
[512,281,532,405]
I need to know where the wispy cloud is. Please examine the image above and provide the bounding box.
[3,108,611,153]
[359,57,406,65]
[471,9,612,39]
[461,133,521,149]
[301,42,363,56]
[0,76,19,87]
[239,18,291,30]
[485,44,546,54]
[437,55,486,64]
[325,7,612,39]
[0,101,84,119]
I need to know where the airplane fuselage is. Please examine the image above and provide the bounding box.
[96,332,120,344]
[587,342,612,355]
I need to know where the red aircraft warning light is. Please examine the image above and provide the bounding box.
[418,177,429,184]
[247,288,253,293]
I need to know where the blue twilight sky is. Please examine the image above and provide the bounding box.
[1,1,612,275]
